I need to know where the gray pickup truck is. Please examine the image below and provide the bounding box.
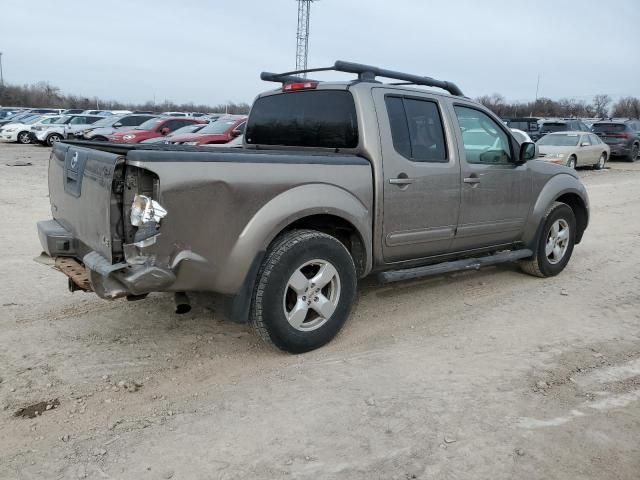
[38,61,589,353]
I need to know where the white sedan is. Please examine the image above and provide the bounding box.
[0,115,60,144]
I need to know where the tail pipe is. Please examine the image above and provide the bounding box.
[174,292,191,314]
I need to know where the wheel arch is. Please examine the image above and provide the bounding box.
[220,184,372,324]
[523,174,589,248]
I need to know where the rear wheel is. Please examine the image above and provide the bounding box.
[593,152,606,170]
[250,229,357,353]
[520,202,576,278]
[627,143,639,162]
[46,133,62,146]
[17,131,32,144]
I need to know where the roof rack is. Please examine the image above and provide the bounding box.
[260,60,464,97]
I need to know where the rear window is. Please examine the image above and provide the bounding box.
[246,90,358,148]
[592,123,626,133]
[541,122,568,132]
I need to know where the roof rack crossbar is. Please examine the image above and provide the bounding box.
[333,61,464,96]
[260,72,319,84]
[260,60,464,96]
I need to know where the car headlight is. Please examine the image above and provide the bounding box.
[123,134,136,141]
[4,127,17,132]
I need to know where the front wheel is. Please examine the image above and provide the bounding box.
[46,133,62,146]
[593,152,606,170]
[520,202,576,278]
[567,156,577,169]
[250,229,357,353]
[17,131,32,144]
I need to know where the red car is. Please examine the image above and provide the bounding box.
[167,115,247,145]
[108,117,205,144]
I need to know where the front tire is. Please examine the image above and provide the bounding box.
[567,156,577,169]
[250,229,357,353]
[593,152,606,170]
[17,131,32,144]
[46,133,62,146]
[520,202,576,278]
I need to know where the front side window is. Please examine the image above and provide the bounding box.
[454,106,512,165]
[385,96,447,162]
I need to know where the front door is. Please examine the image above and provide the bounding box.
[450,104,532,251]
[374,89,461,263]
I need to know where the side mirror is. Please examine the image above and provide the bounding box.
[519,141,537,163]
[160,127,170,135]
[230,129,242,138]
[580,142,590,147]
[113,122,122,128]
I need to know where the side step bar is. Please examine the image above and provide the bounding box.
[377,249,533,284]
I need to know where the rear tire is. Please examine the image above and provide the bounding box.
[250,229,357,353]
[520,202,576,278]
[17,131,32,144]
[593,152,606,170]
[627,143,639,162]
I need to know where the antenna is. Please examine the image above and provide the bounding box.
[295,0,317,77]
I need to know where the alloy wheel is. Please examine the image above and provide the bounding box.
[546,219,570,265]
[282,259,341,332]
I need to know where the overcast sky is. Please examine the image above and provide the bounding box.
[2,0,639,106]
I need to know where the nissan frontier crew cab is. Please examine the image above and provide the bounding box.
[38,61,589,353]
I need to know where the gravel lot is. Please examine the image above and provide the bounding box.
[0,143,638,480]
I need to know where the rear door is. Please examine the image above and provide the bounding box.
[373,88,461,262]
[449,104,531,251]
[49,143,123,262]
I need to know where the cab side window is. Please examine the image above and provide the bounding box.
[385,96,447,163]
[454,106,512,165]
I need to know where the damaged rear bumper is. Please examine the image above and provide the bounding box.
[38,219,175,299]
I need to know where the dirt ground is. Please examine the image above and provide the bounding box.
[0,143,638,480]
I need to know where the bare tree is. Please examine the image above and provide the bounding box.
[592,94,612,118]
[611,97,640,118]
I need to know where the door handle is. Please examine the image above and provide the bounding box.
[389,177,415,185]
[463,177,481,184]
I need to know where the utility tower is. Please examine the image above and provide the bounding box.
[295,0,316,75]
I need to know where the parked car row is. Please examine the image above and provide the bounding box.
[504,116,640,162]
[0,110,247,147]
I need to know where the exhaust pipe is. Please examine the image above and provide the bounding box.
[174,292,191,314]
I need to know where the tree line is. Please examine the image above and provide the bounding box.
[476,93,640,119]
[0,81,251,114]
[2,81,638,119]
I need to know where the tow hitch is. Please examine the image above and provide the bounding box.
[55,257,92,292]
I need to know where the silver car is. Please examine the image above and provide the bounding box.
[537,131,610,170]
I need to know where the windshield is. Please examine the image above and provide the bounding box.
[90,116,121,128]
[199,118,240,134]
[136,118,164,130]
[246,90,358,148]
[24,116,45,125]
[169,124,203,136]
[52,116,73,124]
[592,123,626,134]
[538,133,580,146]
